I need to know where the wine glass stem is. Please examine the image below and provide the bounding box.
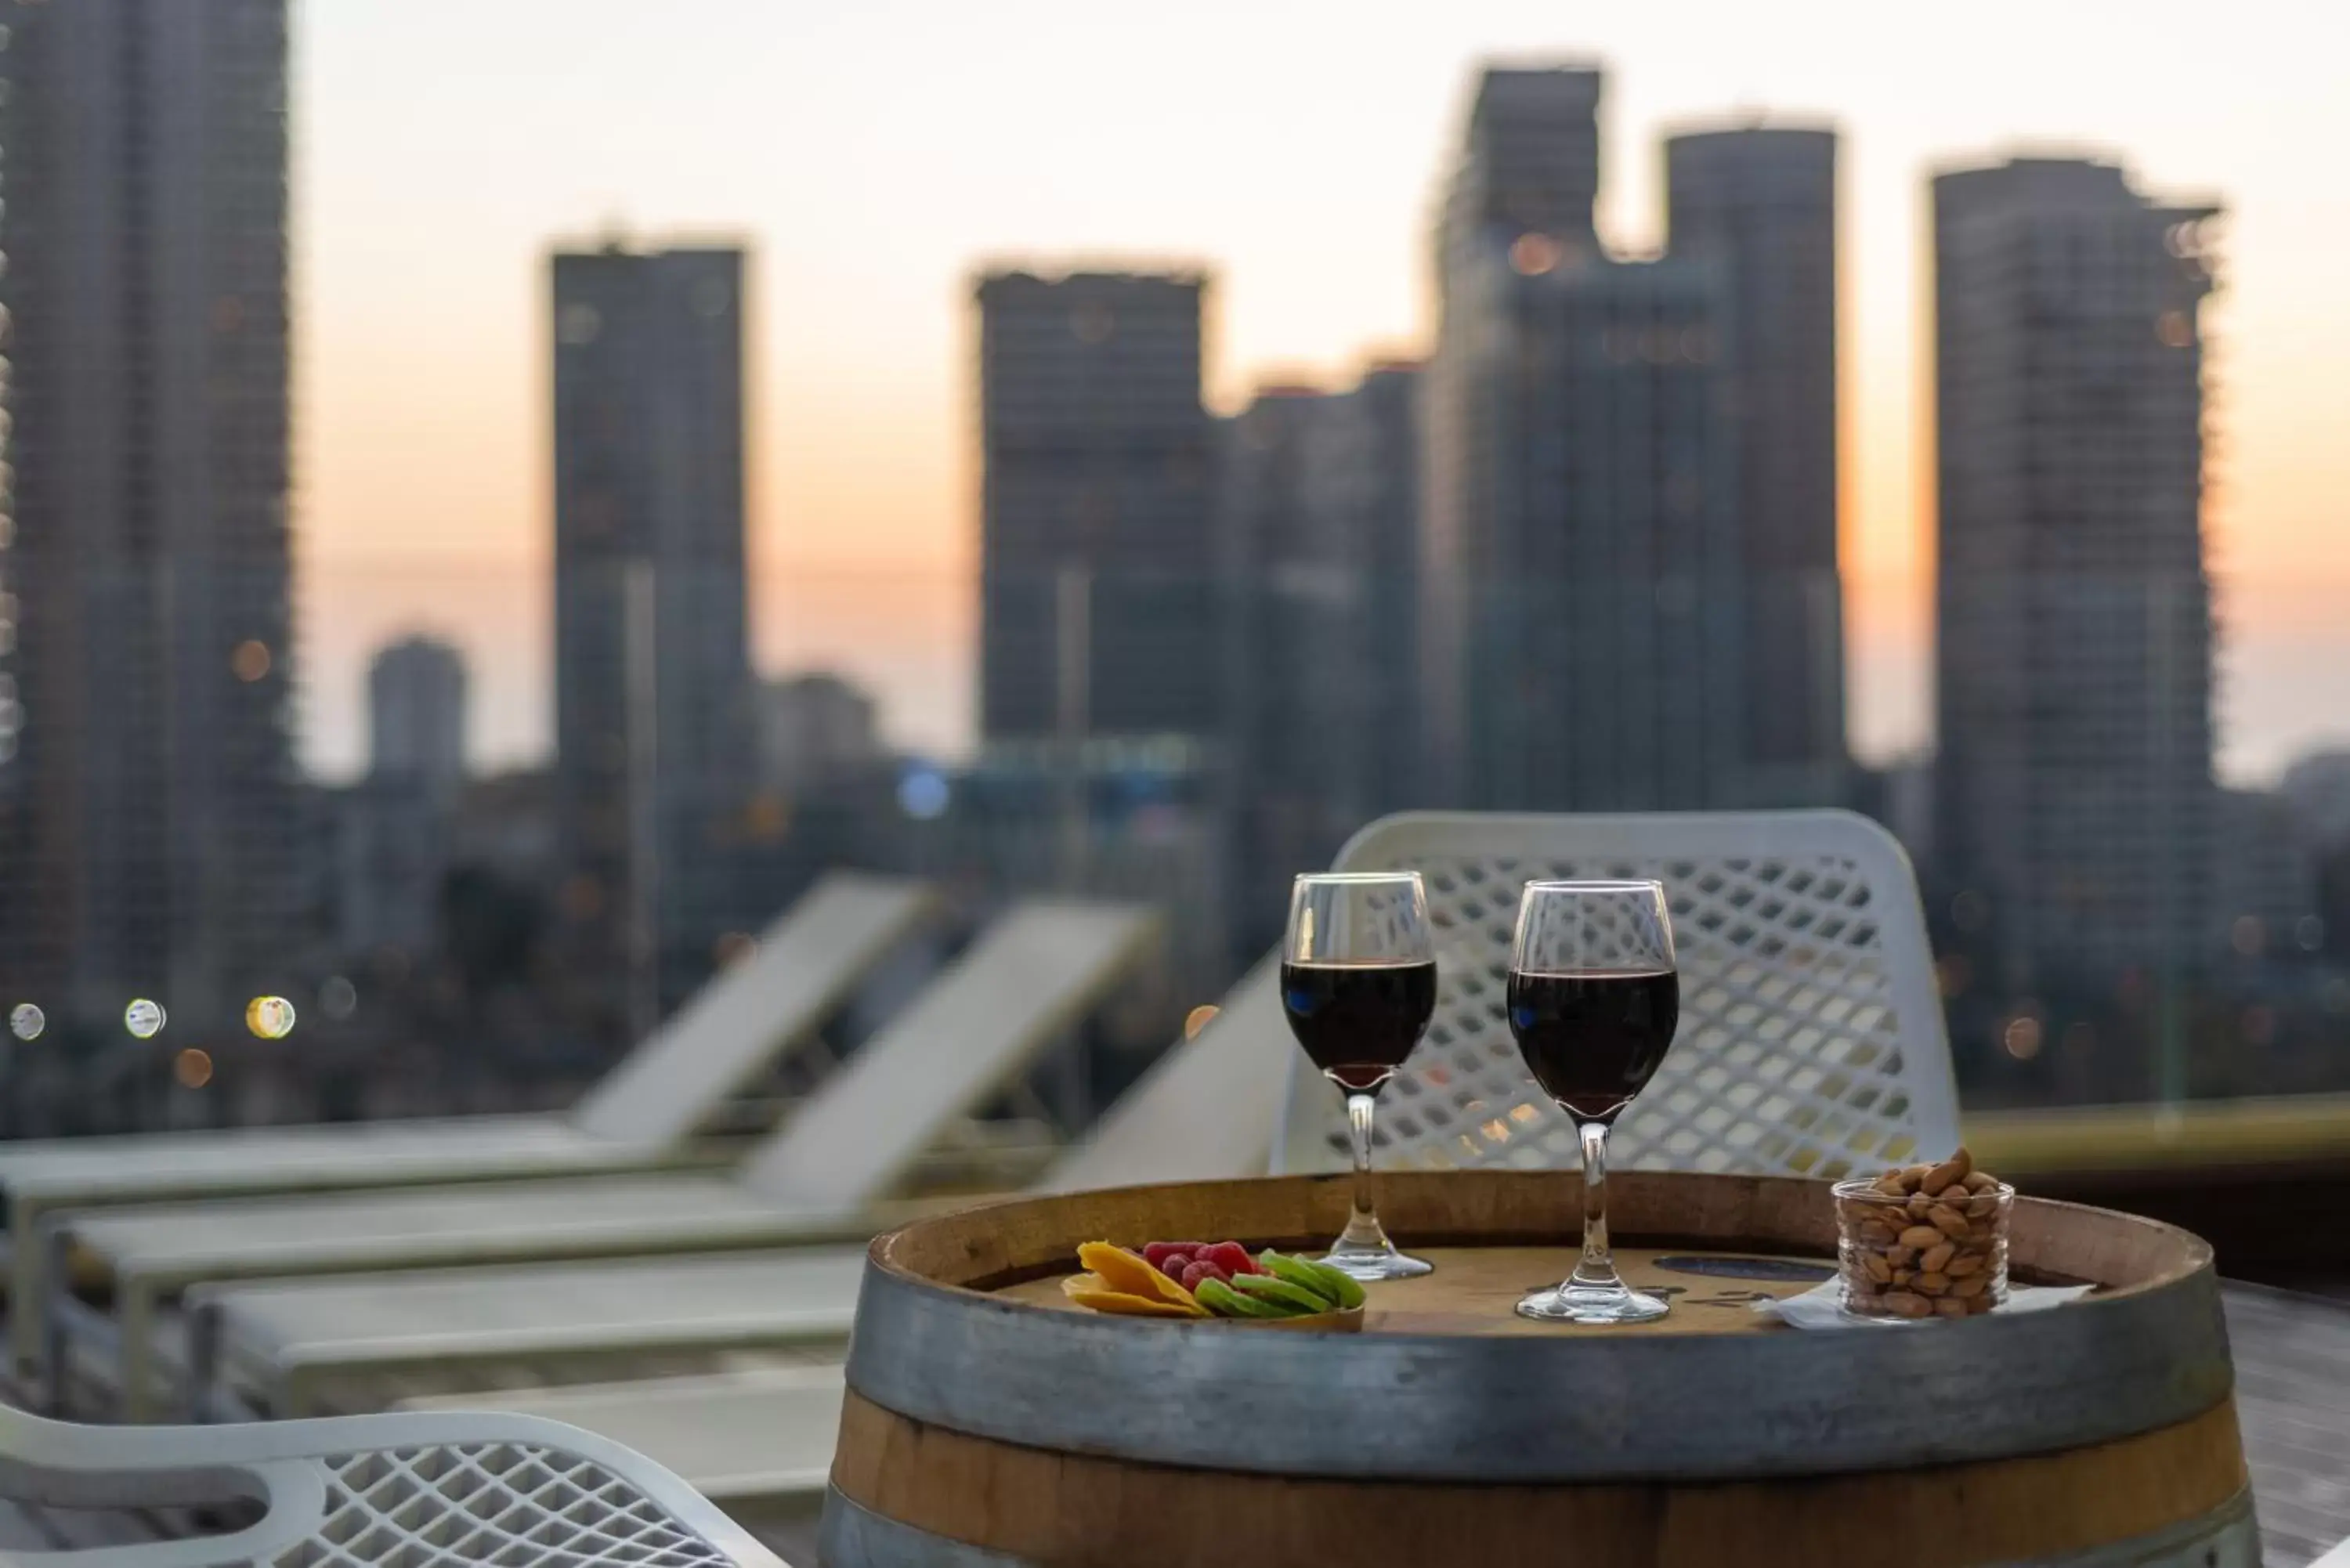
[1338,1090,1386,1251]
[1572,1120,1622,1288]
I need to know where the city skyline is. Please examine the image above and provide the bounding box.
[281,2,2346,781]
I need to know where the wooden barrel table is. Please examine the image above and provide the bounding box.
[820,1171,2253,1567]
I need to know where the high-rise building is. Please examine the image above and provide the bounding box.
[1219,366,1423,954]
[756,671,882,798]
[1932,157,2220,993]
[0,0,302,1033]
[1423,67,1743,811]
[368,636,468,800]
[1440,66,1603,262]
[1666,124,1846,804]
[976,269,1216,742]
[551,241,752,1033]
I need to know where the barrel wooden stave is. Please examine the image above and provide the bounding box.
[828,1393,2250,1568]
[830,1172,2251,1568]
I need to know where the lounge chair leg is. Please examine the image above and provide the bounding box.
[42,1225,72,1416]
[186,1297,221,1423]
[119,1276,155,1424]
[10,1194,48,1375]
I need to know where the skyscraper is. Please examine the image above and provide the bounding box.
[1932,157,2220,993]
[1423,67,1743,811]
[338,635,467,958]
[1666,124,1846,804]
[368,636,468,801]
[0,0,302,1033]
[976,269,1216,742]
[551,241,751,1033]
[1219,366,1423,954]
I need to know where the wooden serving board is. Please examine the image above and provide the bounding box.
[993,1247,1835,1337]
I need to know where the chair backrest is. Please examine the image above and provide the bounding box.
[0,1402,781,1566]
[571,873,935,1147]
[1273,810,1958,1181]
[742,899,1161,1209]
[1041,955,1292,1193]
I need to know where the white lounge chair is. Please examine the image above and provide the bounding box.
[4,871,936,1371]
[182,965,1294,1422]
[48,900,1160,1419]
[1271,810,1959,1177]
[0,1400,784,1566]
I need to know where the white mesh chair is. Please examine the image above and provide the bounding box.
[1273,811,1959,1179]
[0,1402,783,1566]
[48,901,1161,1419]
[396,1367,845,1508]
[5,872,936,1371]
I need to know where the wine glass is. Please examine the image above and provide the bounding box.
[1507,880,1679,1324]
[1280,872,1437,1281]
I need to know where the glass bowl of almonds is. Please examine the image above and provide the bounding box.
[1832,1147,2012,1322]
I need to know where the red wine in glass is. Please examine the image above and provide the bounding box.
[1507,969,1679,1122]
[1279,959,1437,1093]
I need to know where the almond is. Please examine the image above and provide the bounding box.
[1876,1171,1912,1198]
[1934,1297,1970,1319]
[1864,1252,1893,1284]
[1951,1272,1990,1299]
[1914,1271,1950,1295]
[1968,1192,2002,1219]
[1945,1252,1984,1277]
[1964,1291,1997,1314]
[1920,1242,1956,1274]
[1963,1170,1999,1194]
[1922,1157,1968,1196]
[1882,1291,1932,1319]
[1857,1219,1900,1248]
[1907,1192,1935,1219]
[1899,1225,1944,1251]
[1929,1205,1972,1240]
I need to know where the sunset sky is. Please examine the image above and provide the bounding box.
[294,0,2348,781]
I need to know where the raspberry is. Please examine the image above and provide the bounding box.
[1160,1253,1192,1279]
[1141,1242,1184,1271]
[1181,1260,1230,1291]
[1201,1241,1255,1276]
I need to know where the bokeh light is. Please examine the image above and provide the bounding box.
[1182,1003,1220,1039]
[230,638,272,681]
[2001,1015,2044,1060]
[1508,233,1560,276]
[174,1047,214,1089]
[7,1003,42,1042]
[898,764,949,821]
[320,975,358,1020]
[713,931,757,968]
[124,998,167,1039]
[245,995,297,1039]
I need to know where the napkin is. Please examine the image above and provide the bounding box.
[1754,1279,2095,1330]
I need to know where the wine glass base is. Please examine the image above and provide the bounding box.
[1515,1283,1671,1324]
[1320,1243,1434,1282]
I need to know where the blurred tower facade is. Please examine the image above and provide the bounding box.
[1423,67,1744,811]
[975,269,1217,742]
[0,0,303,1033]
[1220,365,1423,956]
[1932,157,2220,994]
[551,241,752,1033]
[368,635,468,800]
[1665,124,1846,804]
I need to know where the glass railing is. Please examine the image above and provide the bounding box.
[0,558,2344,1142]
